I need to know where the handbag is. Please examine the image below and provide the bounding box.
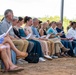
[25,46,39,63]
[25,52,39,63]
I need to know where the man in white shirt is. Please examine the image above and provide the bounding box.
[67,22,76,56]
[67,22,76,40]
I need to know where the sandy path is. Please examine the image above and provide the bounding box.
[0,58,76,75]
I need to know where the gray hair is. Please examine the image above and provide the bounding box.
[4,9,13,17]
[42,22,48,25]
[13,16,19,21]
[33,18,38,22]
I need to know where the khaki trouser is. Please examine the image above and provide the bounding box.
[33,38,49,55]
[39,40,49,55]
[47,40,55,55]
[32,37,55,55]
[12,39,29,52]
[33,38,54,55]
[49,38,64,54]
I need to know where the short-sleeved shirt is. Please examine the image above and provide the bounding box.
[31,26,40,38]
[47,27,60,38]
[0,18,15,37]
[47,27,57,35]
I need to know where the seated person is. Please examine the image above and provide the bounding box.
[47,21,70,57]
[12,16,34,60]
[31,18,62,58]
[0,37,24,72]
[67,21,72,31]
[0,10,29,64]
[56,22,74,56]
[23,17,54,59]
[66,22,76,52]
[12,16,46,61]
[0,9,29,53]
[39,22,48,36]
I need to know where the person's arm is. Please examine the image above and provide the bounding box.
[60,38,68,40]
[24,28,30,36]
[0,44,5,52]
[49,34,57,38]
[14,35,20,39]
[0,22,8,35]
[56,33,63,36]
[24,29,30,36]
[29,27,33,34]
[8,35,17,40]
[0,44,3,52]
[21,37,27,40]
[39,29,44,36]
[66,30,74,39]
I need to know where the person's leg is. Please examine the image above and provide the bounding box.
[68,41,74,56]
[1,46,23,71]
[28,39,43,57]
[36,40,53,59]
[1,48,9,70]
[49,39,68,57]
[3,36,27,58]
[39,40,49,55]
[56,41,69,52]
[22,40,29,52]
[72,41,76,48]
[27,40,34,52]
[61,40,68,48]
[3,37,23,53]
[12,39,28,59]
[46,41,52,55]
[56,41,69,57]
[48,40,55,55]
[4,43,11,60]
[55,43,60,53]
[29,39,52,61]
[49,39,61,56]
[35,40,44,57]
[12,40,24,52]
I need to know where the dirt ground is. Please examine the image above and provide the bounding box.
[0,57,76,75]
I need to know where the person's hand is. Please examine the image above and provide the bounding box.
[59,33,63,36]
[12,38,17,40]
[68,37,74,40]
[5,33,9,37]
[39,38,45,40]
[56,33,63,36]
[21,37,26,40]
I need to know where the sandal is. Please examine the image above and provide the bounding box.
[8,66,24,72]
[61,54,68,57]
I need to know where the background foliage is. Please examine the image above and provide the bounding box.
[0,15,76,33]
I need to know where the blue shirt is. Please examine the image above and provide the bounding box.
[31,26,40,38]
[47,27,57,35]
[0,37,4,44]
[47,27,60,38]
